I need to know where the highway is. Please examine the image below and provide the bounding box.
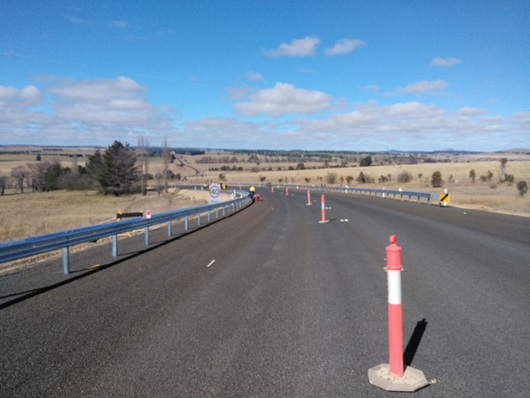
[1,188,529,397]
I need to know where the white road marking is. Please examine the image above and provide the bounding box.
[207,260,216,267]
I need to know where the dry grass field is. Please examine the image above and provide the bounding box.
[1,148,529,245]
[0,189,215,242]
[183,158,530,218]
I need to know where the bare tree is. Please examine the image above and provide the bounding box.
[137,136,150,195]
[27,161,51,191]
[162,137,170,194]
[11,166,29,193]
[0,175,7,195]
[499,158,508,182]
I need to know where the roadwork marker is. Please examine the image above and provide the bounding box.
[318,195,329,224]
[368,235,429,392]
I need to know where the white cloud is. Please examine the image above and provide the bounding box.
[431,57,462,67]
[49,77,165,127]
[0,76,175,146]
[0,84,41,106]
[50,76,143,101]
[1,79,527,151]
[394,80,448,95]
[111,20,129,29]
[233,82,330,116]
[285,102,530,151]
[265,36,320,57]
[181,117,280,148]
[245,71,263,81]
[365,84,380,92]
[457,107,485,117]
[324,38,366,56]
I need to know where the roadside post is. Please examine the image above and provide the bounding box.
[439,189,449,207]
[368,235,429,392]
[209,183,221,204]
[318,195,328,223]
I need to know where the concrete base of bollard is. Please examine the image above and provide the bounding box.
[368,364,430,392]
[318,220,329,224]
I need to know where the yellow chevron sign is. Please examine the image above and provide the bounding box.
[439,193,450,206]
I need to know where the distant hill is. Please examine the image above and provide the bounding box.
[1,145,529,158]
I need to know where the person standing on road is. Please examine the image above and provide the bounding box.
[249,185,256,199]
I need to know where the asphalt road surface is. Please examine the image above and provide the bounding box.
[1,188,529,397]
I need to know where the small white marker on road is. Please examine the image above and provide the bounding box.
[207,260,216,267]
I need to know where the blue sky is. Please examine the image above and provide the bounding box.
[1,0,529,151]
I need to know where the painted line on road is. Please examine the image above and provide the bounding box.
[206,259,216,267]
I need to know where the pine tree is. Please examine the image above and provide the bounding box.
[86,141,139,195]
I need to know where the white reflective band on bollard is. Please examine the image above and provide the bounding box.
[387,270,402,305]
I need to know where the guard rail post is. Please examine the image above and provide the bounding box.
[112,235,118,256]
[62,247,70,274]
[368,235,429,392]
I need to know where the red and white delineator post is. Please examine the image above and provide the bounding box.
[368,235,429,392]
[306,189,312,205]
[386,234,404,376]
[318,194,328,223]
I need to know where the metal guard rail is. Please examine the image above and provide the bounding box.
[267,183,435,203]
[0,190,252,274]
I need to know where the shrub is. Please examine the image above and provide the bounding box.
[360,156,372,167]
[397,171,413,183]
[357,172,366,183]
[469,169,476,182]
[431,171,443,188]
[325,172,338,184]
[516,181,528,197]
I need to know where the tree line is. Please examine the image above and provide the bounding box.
[0,141,179,196]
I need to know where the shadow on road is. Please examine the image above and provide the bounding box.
[404,318,428,367]
[0,206,251,310]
